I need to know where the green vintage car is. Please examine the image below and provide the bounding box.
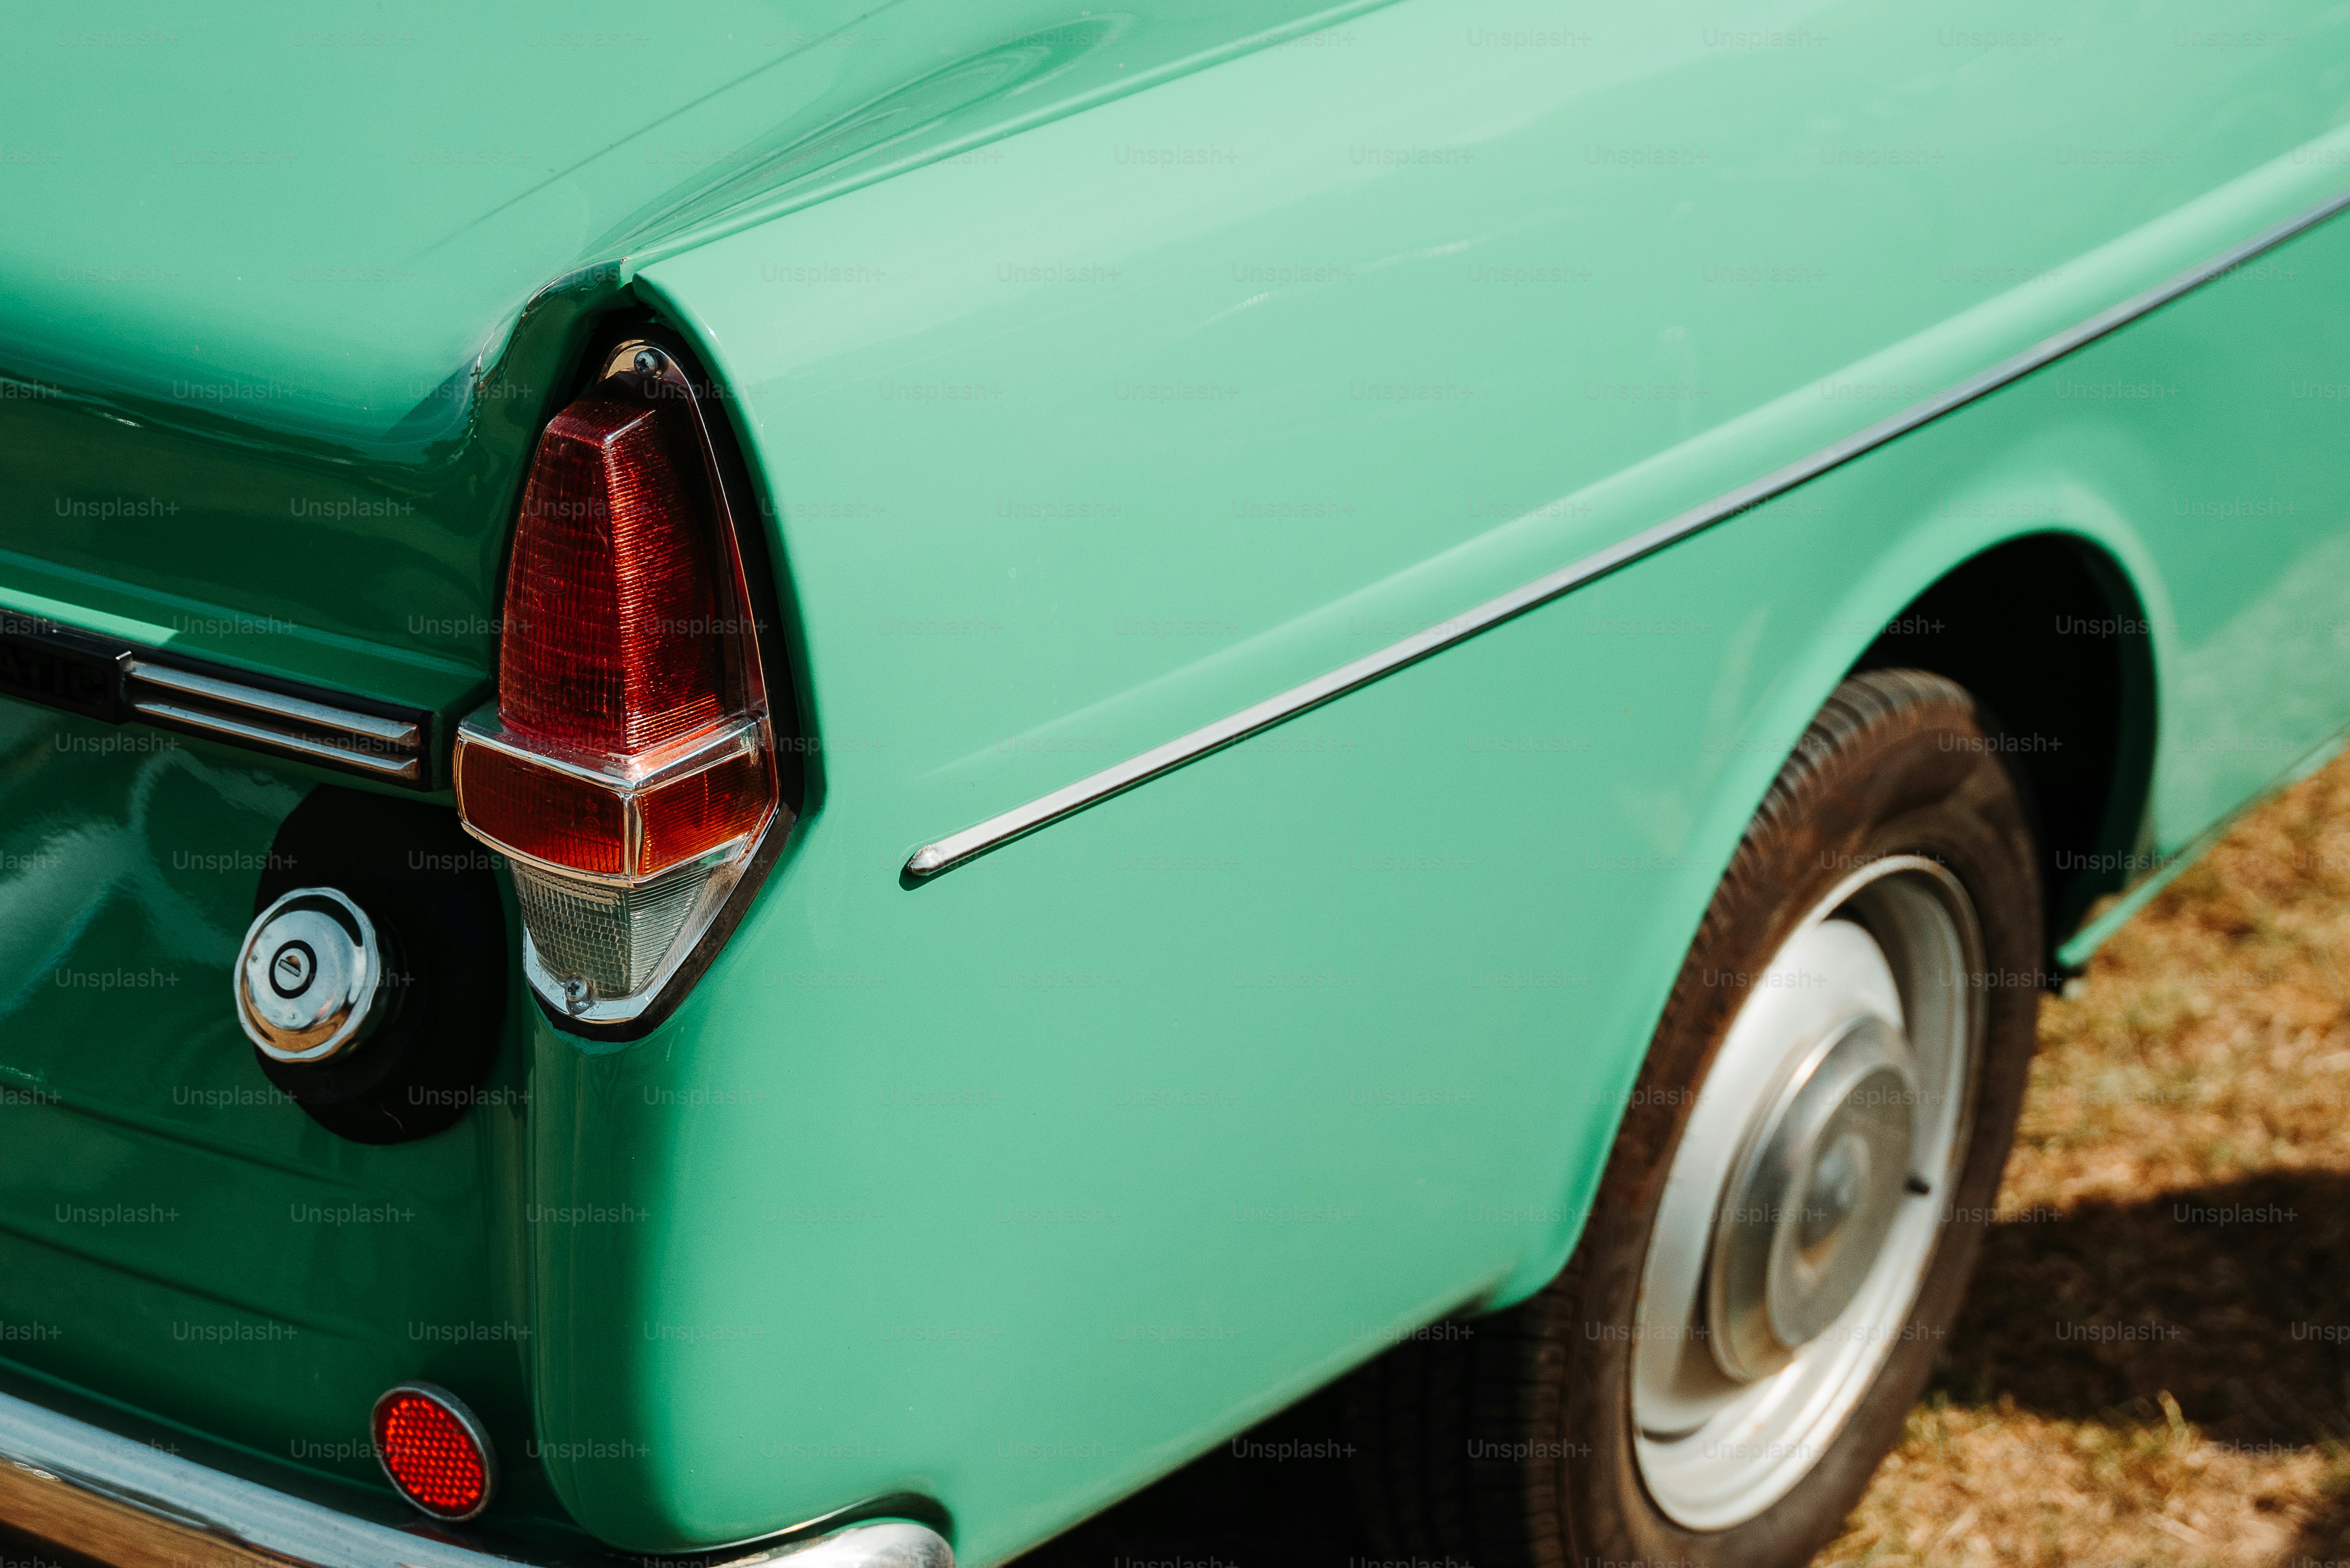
[4,1,2347,1565]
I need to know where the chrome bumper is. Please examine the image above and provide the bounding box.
[0,1387,952,1568]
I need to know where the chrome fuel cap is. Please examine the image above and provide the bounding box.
[234,887,395,1063]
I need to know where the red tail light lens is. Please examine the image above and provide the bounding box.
[372,1383,494,1521]
[453,341,784,1025]
[501,394,726,753]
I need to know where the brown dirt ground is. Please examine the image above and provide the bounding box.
[1815,748,2350,1567]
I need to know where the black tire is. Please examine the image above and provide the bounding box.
[1348,668,2044,1568]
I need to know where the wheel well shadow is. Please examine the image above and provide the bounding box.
[1853,534,2157,967]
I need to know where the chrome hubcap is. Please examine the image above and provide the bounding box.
[1631,857,1981,1530]
[1705,1012,1918,1382]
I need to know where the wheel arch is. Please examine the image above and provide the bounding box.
[1849,532,2159,962]
[1493,519,2167,1309]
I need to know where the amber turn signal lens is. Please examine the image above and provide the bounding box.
[372,1382,495,1521]
[638,745,775,876]
[453,743,628,877]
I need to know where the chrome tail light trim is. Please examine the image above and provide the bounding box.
[455,334,792,1034]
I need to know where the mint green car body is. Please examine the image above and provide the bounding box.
[4,0,2349,1561]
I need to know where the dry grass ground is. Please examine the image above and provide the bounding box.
[1817,747,2350,1567]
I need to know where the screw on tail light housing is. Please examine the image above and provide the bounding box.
[453,339,787,1031]
[372,1382,496,1521]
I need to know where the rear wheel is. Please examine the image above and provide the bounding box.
[1349,668,2044,1568]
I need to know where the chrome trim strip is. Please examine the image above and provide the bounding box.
[724,1521,953,1568]
[454,707,761,792]
[450,703,767,887]
[906,182,2350,879]
[0,1385,953,1568]
[459,827,753,890]
[125,661,420,747]
[0,616,435,787]
[131,700,422,781]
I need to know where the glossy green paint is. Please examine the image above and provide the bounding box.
[644,0,2350,867]
[6,0,2350,1562]
[0,708,559,1519]
[524,1,2350,1559]
[0,0,1448,1528]
[0,0,1381,699]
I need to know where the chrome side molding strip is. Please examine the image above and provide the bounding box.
[905,180,2350,880]
[126,661,420,746]
[0,608,438,788]
[124,660,427,782]
[130,699,421,781]
[0,1384,953,1568]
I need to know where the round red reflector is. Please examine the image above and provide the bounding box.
[372,1383,495,1520]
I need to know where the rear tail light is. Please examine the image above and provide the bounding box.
[454,340,784,1027]
[372,1382,496,1520]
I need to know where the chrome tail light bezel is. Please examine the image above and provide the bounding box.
[454,331,799,1038]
